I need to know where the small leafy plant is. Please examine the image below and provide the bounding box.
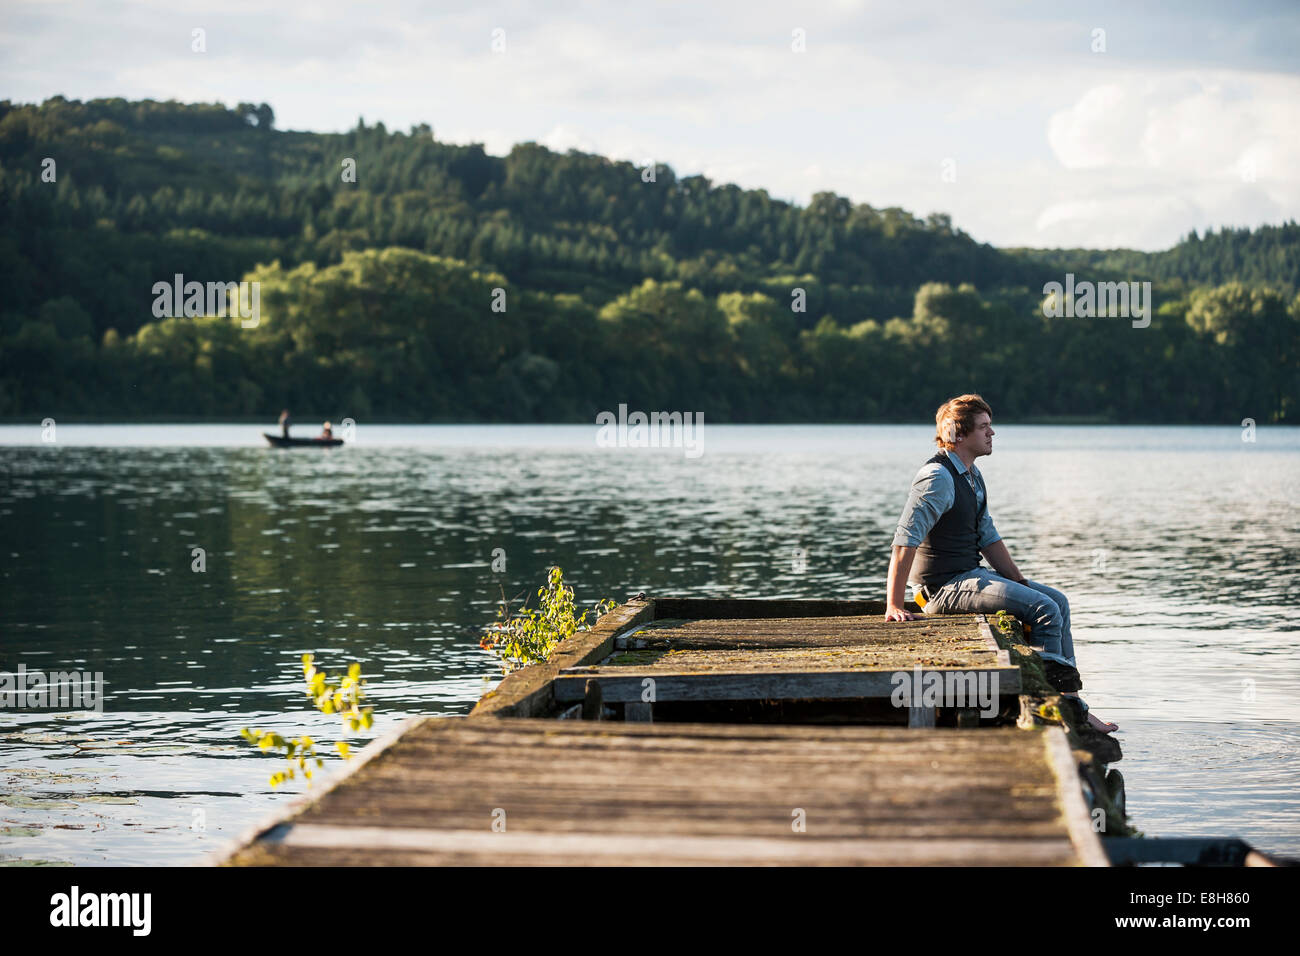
[479,567,615,673]
[993,608,1032,637]
[239,654,374,788]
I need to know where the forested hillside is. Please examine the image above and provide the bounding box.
[1,96,1296,423]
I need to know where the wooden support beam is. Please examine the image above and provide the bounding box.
[624,701,654,722]
[554,667,1021,704]
[582,679,603,720]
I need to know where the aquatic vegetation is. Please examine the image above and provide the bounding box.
[0,795,77,810]
[0,731,95,744]
[479,567,616,674]
[0,857,74,867]
[239,655,373,789]
[3,770,94,785]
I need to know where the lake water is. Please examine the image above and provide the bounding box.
[1,423,1297,864]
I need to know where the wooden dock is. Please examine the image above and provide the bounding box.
[217,597,1108,867]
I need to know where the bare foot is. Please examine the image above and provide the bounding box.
[1085,711,1118,734]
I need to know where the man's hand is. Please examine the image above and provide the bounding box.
[884,604,918,622]
[885,545,919,622]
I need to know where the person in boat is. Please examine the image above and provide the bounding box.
[278,409,291,438]
[319,421,333,440]
[884,393,1118,735]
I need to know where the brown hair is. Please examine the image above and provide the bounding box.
[934,394,991,449]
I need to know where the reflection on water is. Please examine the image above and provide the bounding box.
[1,424,1297,864]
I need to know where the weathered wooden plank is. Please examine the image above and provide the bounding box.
[235,837,1080,867]
[552,667,1021,703]
[623,614,976,650]
[590,644,1005,671]
[289,805,1067,838]
[319,754,1056,788]
[975,615,1016,668]
[622,632,988,654]
[360,746,1055,779]
[651,598,920,619]
[282,802,1066,840]
[1043,725,1111,867]
[642,614,974,630]
[288,799,1064,832]
[638,615,974,631]
[251,824,1079,866]
[361,714,1045,749]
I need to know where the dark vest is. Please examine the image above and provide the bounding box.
[911,452,987,591]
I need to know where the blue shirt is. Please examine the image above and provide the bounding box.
[891,449,1001,552]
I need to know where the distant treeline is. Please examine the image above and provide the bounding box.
[0,96,1296,422]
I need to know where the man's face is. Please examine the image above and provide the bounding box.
[960,412,995,457]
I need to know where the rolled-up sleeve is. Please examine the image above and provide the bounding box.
[892,463,953,547]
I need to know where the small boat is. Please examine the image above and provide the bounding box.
[263,433,343,448]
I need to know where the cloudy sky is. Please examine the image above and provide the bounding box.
[4,0,1298,250]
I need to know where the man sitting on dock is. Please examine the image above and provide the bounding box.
[883,393,1118,734]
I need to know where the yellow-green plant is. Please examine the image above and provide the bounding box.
[479,567,615,673]
[239,654,374,788]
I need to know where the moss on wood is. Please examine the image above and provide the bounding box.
[991,612,1136,837]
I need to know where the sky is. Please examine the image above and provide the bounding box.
[3,0,1299,251]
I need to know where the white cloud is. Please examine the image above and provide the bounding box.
[1047,84,1147,169]
[1036,71,1300,246]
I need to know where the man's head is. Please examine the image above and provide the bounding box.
[934,394,994,457]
